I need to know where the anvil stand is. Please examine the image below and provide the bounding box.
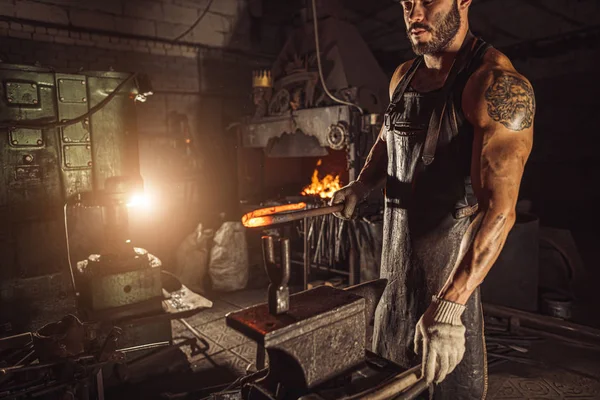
[226,235,427,400]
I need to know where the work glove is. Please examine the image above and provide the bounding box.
[330,181,369,220]
[414,296,466,385]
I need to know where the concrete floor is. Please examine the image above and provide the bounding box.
[109,286,600,399]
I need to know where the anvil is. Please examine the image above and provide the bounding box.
[225,279,387,391]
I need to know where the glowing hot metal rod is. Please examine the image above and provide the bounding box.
[241,202,344,228]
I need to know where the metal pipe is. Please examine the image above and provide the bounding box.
[310,217,316,249]
[314,215,327,264]
[0,333,32,352]
[13,350,35,367]
[335,219,345,262]
[303,217,309,291]
[483,302,600,345]
[307,217,315,243]
[395,379,429,400]
[328,214,334,268]
[118,341,171,354]
[341,365,425,400]
[321,218,326,262]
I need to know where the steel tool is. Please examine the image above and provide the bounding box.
[242,203,343,228]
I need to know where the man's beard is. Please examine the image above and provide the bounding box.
[407,1,461,56]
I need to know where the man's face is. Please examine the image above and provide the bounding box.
[401,0,461,56]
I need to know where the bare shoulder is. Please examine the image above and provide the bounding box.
[389,59,416,100]
[463,48,536,132]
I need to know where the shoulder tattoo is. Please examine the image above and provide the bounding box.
[485,74,535,131]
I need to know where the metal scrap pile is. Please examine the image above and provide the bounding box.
[0,315,126,400]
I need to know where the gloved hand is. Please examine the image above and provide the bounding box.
[414,296,466,384]
[330,181,369,220]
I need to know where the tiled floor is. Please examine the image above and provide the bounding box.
[486,336,600,399]
[110,287,600,399]
[488,371,600,399]
[170,288,269,377]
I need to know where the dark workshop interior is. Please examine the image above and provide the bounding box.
[0,0,599,399]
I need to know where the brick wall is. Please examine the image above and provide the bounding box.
[1,0,253,48]
[0,0,272,174]
[0,0,277,264]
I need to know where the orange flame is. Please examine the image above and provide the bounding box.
[301,160,342,199]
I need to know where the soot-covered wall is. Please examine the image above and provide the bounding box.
[0,0,279,264]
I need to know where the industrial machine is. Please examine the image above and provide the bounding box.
[0,63,211,399]
[237,14,389,200]
[0,63,146,332]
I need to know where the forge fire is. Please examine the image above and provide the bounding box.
[301,159,343,199]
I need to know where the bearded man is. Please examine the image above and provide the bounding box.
[331,0,535,398]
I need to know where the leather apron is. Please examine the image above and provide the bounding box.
[372,35,492,399]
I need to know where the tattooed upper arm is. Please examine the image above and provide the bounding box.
[463,60,534,212]
[484,73,536,132]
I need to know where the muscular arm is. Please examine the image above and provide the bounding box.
[356,61,414,191]
[438,59,535,305]
[356,127,387,191]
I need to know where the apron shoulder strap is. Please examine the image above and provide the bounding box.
[384,58,423,130]
[422,33,481,165]
[391,57,422,104]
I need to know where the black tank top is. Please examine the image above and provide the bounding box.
[383,36,492,236]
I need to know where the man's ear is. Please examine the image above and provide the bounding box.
[458,0,472,10]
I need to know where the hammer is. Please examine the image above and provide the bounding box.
[262,236,291,315]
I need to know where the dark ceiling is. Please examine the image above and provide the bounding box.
[260,0,600,73]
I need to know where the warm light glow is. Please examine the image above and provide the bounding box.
[301,160,342,199]
[242,202,307,228]
[127,193,153,211]
[243,216,273,228]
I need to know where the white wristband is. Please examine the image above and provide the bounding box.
[431,296,466,326]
